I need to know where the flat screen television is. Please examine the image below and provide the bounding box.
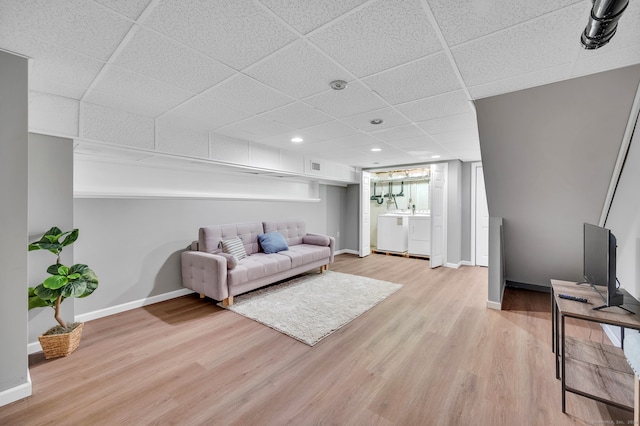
[583,222,624,310]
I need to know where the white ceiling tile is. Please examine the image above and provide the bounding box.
[82,102,154,149]
[386,135,442,152]
[302,120,359,140]
[217,116,293,141]
[363,52,461,104]
[572,44,640,78]
[114,28,235,93]
[467,64,572,99]
[342,107,410,131]
[30,80,87,100]
[203,73,293,114]
[428,0,583,47]
[0,25,105,90]
[259,0,369,34]
[93,0,152,19]
[309,0,441,77]
[156,116,209,157]
[306,133,380,153]
[0,0,132,61]
[431,129,479,146]
[417,112,477,135]
[395,90,472,122]
[84,65,194,117]
[163,96,252,131]
[371,124,425,142]
[304,81,387,118]
[246,40,350,99]
[261,102,332,128]
[451,4,585,87]
[144,0,296,69]
[29,91,79,137]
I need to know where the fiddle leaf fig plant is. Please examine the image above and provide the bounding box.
[28,227,98,331]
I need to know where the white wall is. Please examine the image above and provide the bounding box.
[0,50,31,406]
[71,159,348,319]
[28,133,74,343]
[606,107,640,299]
[477,64,640,289]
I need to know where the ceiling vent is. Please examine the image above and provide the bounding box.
[581,0,629,49]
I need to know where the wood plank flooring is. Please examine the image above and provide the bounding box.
[0,253,632,425]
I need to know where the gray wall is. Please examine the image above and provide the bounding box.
[476,64,640,288]
[73,185,346,316]
[606,106,640,299]
[326,185,348,251]
[28,133,74,343]
[345,184,360,252]
[0,50,30,404]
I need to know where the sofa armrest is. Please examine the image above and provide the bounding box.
[304,233,335,263]
[181,251,229,301]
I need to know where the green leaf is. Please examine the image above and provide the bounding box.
[62,280,87,298]
[60,229,78,247]
[28,292,53,310]
[67,273,81,280]
[56,265,69,276]
[43,275,68,289]
[34,283,61,301]
[46,264,61,275]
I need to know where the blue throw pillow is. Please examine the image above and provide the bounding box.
[258,232,289,254]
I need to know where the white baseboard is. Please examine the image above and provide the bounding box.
[335,249,359,255]
[74,288,194,323]
[460,261,473,266]
[445,262,462,269]
[28,288,195,354]
[0,371,32,407]
[486,300,502,310]
[27,341,42,355]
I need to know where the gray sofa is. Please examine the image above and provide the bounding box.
[181,220,335,306]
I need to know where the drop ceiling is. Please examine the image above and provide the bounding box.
[1,0,639,170]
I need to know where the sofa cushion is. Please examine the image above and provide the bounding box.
[278,244,331,268]
[199,222,263,255]
[227,253,291,286]
[216,251,238,269]
[258,232,289,254]
[219,236,247,261]
[263,220,306,246]
[303,234,330,247]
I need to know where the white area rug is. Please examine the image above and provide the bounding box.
[219,271,402,346]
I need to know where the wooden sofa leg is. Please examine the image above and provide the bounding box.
[222,296,234,307]
[200,293,205,299]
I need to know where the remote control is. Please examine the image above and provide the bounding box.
[558,294,588,303]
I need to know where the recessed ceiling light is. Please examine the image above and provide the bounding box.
[371,148,382,152]
[291,137,303,143]
[370,118,384,125]
[329,80,348,90]
[431,155,441,159]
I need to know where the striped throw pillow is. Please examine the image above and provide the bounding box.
[219,236,247,261]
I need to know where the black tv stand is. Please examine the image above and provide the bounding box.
[593,304,635,314]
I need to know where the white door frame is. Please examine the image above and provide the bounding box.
[471,162,480,265]
[471,161,489,266]
[359,171,371,257]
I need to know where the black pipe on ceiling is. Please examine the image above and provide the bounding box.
[581,0,629,49]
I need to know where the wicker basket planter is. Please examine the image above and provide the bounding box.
[38,322,84,359]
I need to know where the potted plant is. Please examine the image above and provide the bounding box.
[28,227,98,359]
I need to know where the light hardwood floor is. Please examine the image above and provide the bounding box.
[1,253,632,425]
